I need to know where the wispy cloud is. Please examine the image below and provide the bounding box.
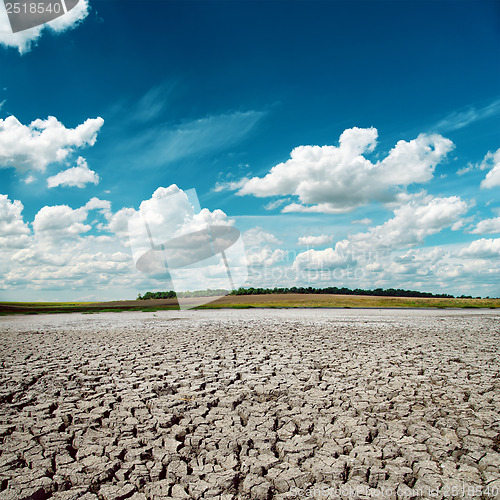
[432,98,500,132]
[123,110,266,167]
[129,82,176,123]
[352,218,372,225]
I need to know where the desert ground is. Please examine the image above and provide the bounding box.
[0,308,499,499]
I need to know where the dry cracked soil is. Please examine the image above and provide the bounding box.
[0,308,499,500]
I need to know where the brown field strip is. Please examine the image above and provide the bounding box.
[1,294,499,316]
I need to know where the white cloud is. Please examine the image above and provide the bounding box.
[297,234,333,246]
[263,198,290,211]
[32,196,111,243]
[85,197,111,213]
[243,227,281,247]
[33,205,91,240]
[352,218,372,225]
[290,237,500,297]
[480,148,500,189]
[457,164,474,176]
[470,217,500,235]
[459,238,500,259]
[247,248,286,267]
[0,194,31,248]
[103,207,136,240]
[293,241,353,271]
[0,196,137,298]
[0,115,104,173]
[292,194,469,272]
[435,258,500,285]
[1,188,237,300]
[214,178,248,193]
[129,82,175,123]
[47,157,99,188]
[362,245,500,292]
[0,196,126,297]
[432,99,500,132]
[0,0,89,54]
[123,111,265,168]
[129,185,232,241]
[234,127,454,213]
[241,227,284,274]
[351,194,469,250]
[360,247,444,281]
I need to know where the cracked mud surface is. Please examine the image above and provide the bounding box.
[0,308,499,499]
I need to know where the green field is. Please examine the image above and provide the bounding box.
[1,293,499,316]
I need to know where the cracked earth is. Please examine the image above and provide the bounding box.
[0,308,499,500]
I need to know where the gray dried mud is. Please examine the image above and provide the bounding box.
[0,308,499,499]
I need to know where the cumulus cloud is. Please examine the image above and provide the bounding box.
[131,185,232,237]
[479,148,500,189]
[459,238,500,258]
[351,194,469,250]
[0,0,89,54]
[241,227,286,275]
[243,227,281,247]
[294,241,353,271]
[361,245,499,293]
[470,217,500,235]
[293,194,469,272]
[47,157,99,188]
[297,234,333,246]
[232,127,454,213]
[31,196,110,245]
[0,194,31,248]
[246,248,286,267]
[435,258,500,286]
[103,207,136,240]
[2,187,236,298]
[0,194,137,299]
[0,115,104,173]
[85,197,111,213]
[34,205,89,241]
[390,247,445,274]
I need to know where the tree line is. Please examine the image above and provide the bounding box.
[137,287,476,300]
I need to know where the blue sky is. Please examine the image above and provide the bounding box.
[0,0,499,301]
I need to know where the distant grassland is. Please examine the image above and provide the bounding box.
[1,294,499,316]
